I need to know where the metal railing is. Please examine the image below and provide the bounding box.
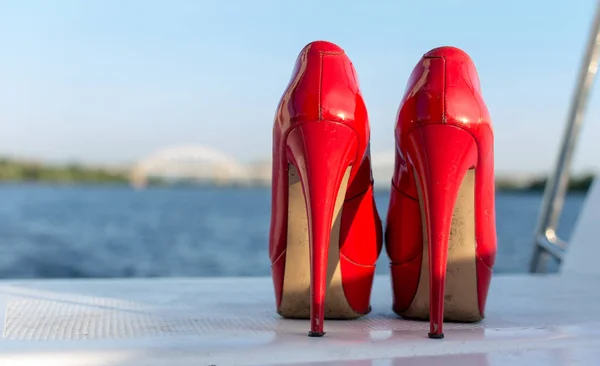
[529,1,600,273]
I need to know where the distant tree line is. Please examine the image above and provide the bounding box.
[495,173,595,193]
[0,158,128,183]
[0,157,594,192]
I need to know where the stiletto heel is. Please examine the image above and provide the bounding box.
[287,121,358,337]
[270,41,382,337]
[407,124,478,339]
[386,46,497,338]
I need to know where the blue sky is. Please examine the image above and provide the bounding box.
[1,0,599,175]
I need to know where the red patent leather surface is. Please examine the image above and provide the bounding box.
[386,46,496,318]
[270,41,382,314]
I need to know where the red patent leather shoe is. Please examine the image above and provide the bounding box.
[385,46,497,338]
[269,41,383,337]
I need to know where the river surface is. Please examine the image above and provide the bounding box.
[0,184,585,278]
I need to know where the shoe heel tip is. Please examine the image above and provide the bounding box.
[308,331,325,337]
[428,332,444,339]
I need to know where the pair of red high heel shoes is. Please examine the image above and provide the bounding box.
[269,41,496,339]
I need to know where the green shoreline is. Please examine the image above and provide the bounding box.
[495,174,594,193]
[0,158,128,184]
[0,157,594,193]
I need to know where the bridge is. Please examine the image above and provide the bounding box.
[130,145,266,188]
[130,145,394,188]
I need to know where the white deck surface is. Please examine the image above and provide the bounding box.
[0,274,599,365]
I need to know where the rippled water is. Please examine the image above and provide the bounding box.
[0,184,585,278]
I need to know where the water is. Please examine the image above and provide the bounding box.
[0,184,586,279]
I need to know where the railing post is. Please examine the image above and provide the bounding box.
[530,0,600,273]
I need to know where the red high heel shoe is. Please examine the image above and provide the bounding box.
[385,46,497,338]
[269,41,383,337]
